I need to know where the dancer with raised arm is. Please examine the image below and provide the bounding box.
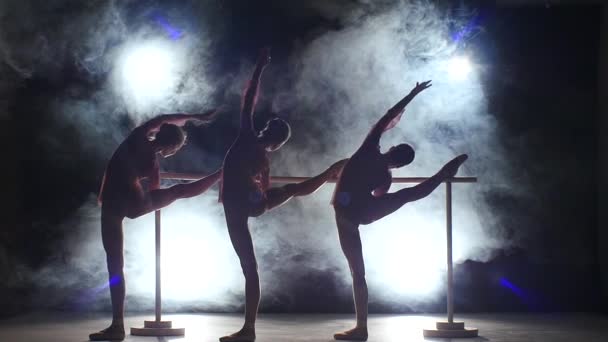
[219,48,346,342]
[332,81,468,341]
[89,112,222,341]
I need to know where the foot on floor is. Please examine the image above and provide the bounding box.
[89,325,125,341]
[334,326,368,341]
[219,326,256,342]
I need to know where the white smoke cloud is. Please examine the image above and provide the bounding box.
[2,0,520,312]
[267,0,517,305]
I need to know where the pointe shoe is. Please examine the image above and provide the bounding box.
[334,327,368,341]
[219,328,256,342]
[89,325,125,341]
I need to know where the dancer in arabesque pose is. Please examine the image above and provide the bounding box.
[332,80,468,341]
[219,48,346,342]
[90,112,222,341]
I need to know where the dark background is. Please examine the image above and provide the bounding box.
[1,0,607,316]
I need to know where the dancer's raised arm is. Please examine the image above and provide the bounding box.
[140,110,218,137]
[240,48,271,134]
[361,80,432,149]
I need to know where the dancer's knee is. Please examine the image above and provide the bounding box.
[108,270,124,285]
[241,260,258,278]
[106,253,124,274]
[351,269,366,285]
[106,267,124,289]
[349,260,366,281]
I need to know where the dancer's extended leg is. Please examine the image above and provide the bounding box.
[90,210,126,341]
[127,171,221,219]
[357,178,443,225]
[262,183,300,211]
[334,213,368,341]
[221,206,258,342]
[356,154,467,224]
[264,160,345,211]
[355,188,421,225]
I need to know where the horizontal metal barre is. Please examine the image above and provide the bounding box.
[160,172,477,183]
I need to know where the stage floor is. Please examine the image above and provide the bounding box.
[1,312,607,342]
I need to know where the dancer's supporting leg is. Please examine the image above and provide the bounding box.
[219,161,345,342]
[90,210,127,341]
[90,171,221,341]
[221,206,258,342]
[334,213,368,341]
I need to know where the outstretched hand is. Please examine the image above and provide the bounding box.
[328,158,349,178]
[257,47,271,67]
[412,80,432,94]
[440,154,468,179]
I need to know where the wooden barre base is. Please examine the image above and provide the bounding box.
[131,320,185,336]
[423,321,479,338]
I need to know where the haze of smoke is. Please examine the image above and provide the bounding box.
[28,192,244,312]
[2,0,521,312]
[266,0,518,306]
[0,0,234,311]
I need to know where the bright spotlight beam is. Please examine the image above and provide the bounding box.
[117,40,181,108]
[446,56,473,81]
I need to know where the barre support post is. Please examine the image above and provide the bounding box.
[423,181,478,338]
[130,210,185,336]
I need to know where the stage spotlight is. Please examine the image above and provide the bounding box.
[446,56,473,81]
[117,40,180,105]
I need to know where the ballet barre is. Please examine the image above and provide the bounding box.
[161,172,477,184]
[131,173,478,338]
